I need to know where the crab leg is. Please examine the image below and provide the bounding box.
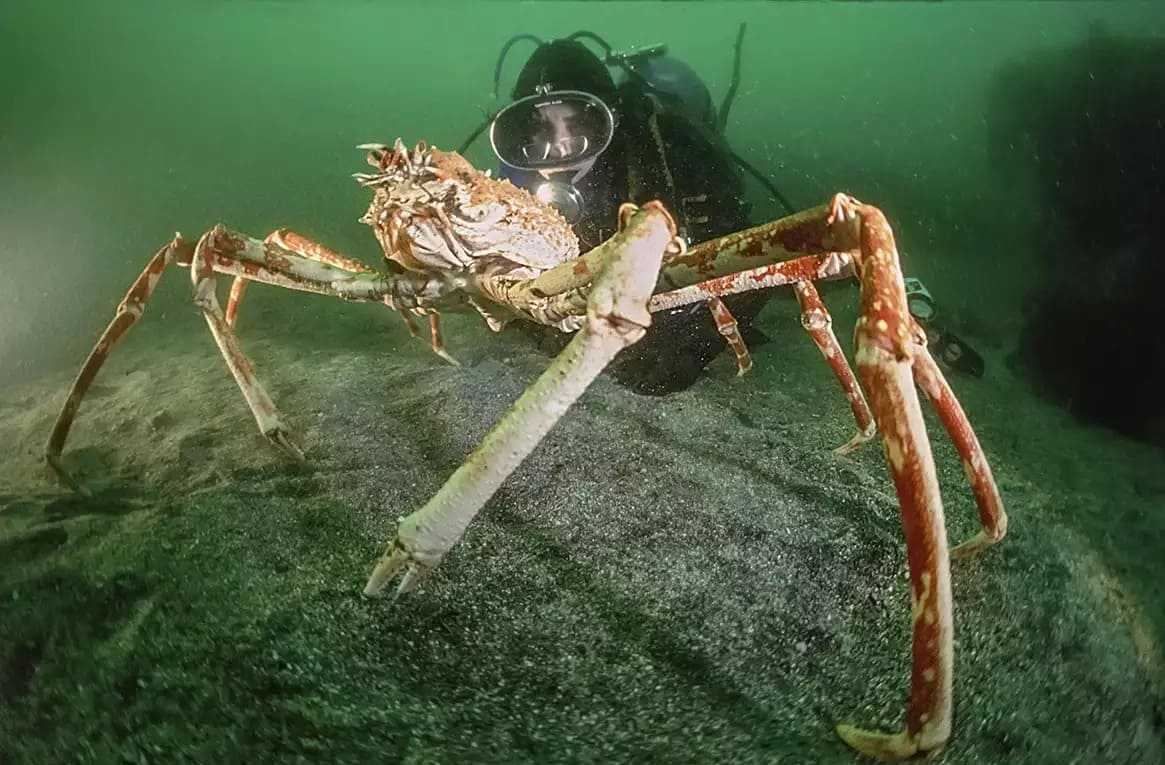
[911,344,1007,558]
[792,280,876,454]
[206,225,401,301]
[363,202,680,598]
[190,229,306,463]
[830,194,965,760]
[705,296,753,375]
[192,226,453,457]
[261,228,459,365]
[841,339,954,760]
[45,235,194,494]
[425,313,460,366]
[266,229,375,274]
[224,276,249,327]
[643,259,876,451]
[661,202,857,287]
[512,202,858,305]
[646,250,855,312]
[396,308,422,338]
[46,225,449,492]
[479,205,858,329]
[223,228,379,327]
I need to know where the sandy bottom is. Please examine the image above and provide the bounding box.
[1,288,1162,763]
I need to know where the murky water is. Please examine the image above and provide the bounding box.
[1,2,1163,763]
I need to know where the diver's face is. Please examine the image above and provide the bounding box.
[533,102,585,162]
[492,90,614,172]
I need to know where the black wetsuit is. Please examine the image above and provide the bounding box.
[529,77,769,395]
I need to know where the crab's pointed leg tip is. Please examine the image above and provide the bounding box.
[362,542,420,599]
[265,429,306,465]
[835,724,919,762]
[46,454,92,498]
[951,529,997,560]
[433,348,461,367]
[356,143,389,151]
[832,427,875,457]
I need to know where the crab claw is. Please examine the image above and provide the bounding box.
[363,505,457,599]
[363,539,429,600]
[362,203,678,605]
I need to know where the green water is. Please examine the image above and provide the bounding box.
[2,2,1164,763]
[0,0,1158,381]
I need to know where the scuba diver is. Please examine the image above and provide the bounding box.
[458,29,982,392]
[458,28,783,394]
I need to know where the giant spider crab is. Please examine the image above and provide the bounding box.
[46,139,1007,760]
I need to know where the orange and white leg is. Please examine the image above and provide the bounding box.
[648,254,875,450]
[190,230,306,464]
[187,225,443,458]
[828,193,1004,759]
[244,227,459,364]
[705,296,753,375]
[223,229,378,328]
[426,313,460,366]
[395,307,422,338]
[47,225,445,493]
[792,280,876,454]
[839,339,955,760]
[911,341,1007,558]
[45,235,194,494]
[648,250,856,313]
[225,276,249,327]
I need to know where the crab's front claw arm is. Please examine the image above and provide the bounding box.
[363,201,682,599]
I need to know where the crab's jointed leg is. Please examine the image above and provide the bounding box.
[705,296,754,375]
[645,251,876,452]
[481,202,858,331]
[45,235,193,494]
[792,280,876,454]
[225,275,249,327]
[826,194,1005,760]
[363,202,681,598]
[224,228,383,328]
[190,228,307,463]
[842,338,954,761]
[911,344,1007,558]
[425,313,460,366]
[45,225,450,491]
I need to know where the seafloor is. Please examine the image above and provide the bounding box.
[0,285,1162,764]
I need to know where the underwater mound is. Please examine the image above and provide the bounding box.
[0,301,1162,763]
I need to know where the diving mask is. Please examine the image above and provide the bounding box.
[490,89,615,172]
